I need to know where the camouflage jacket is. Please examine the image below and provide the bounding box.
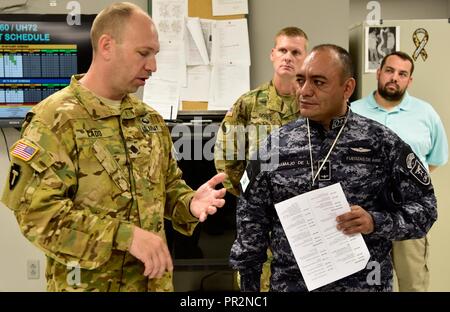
[1,75,198,291]
[214,81,299,196]
[230,111,437,291]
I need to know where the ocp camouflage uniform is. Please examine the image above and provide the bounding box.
[1,75,199,292]
[230,110,437,291]
[214,81,299,196]
[214,81,299,291]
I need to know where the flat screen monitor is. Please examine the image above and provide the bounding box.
[0,14,95,127]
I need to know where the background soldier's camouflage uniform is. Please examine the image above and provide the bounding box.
[214,81,299,196]
[230,110,437,291]
[1,75,199,291]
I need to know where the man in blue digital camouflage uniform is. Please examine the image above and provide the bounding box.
[230,44,437,291]
[215,26,308,292]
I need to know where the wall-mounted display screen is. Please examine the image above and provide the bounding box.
[0,14,95,127]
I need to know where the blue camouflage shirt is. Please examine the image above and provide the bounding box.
[230,110,437,292]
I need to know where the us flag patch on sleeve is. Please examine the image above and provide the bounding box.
[11,140,39,162]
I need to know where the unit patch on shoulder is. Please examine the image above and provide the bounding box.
[11,140,39,162]
[406,152,430,185]
[9,164,21,190]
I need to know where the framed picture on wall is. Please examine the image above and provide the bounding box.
[365,26,400,73]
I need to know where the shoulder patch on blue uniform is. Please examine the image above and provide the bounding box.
[400,145,431,186]
[406,153,430,185]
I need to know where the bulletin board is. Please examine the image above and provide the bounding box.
[150,0,248,113]
[184,0,245,111]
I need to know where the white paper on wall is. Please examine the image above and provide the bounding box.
[212,0,248,16]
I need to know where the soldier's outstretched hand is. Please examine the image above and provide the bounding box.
[190,172,227,222]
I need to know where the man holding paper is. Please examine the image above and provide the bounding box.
[215,26,308,291]
[230,44,437,291]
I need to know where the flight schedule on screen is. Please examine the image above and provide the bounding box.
[0,14,94,126]
[0,44,76,118]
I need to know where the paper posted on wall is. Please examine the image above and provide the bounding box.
[212,0,248,16]
[275,183,370,291]
[152,0,187,41]
[143,77,180,120]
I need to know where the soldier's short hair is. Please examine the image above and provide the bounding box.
[274,27,309,47]
[90,2,147,52]
[380,51,415,76]
[310,44,354,83]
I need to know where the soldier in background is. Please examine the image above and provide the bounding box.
[230,44,437,291]
[1,2,226,292]
[351,51,448,291]
[214,26,308,291]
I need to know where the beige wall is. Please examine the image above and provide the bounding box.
[248,0,350,88]
[249,0,448,89]
[350,0,449,26]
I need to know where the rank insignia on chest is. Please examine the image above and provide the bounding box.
[317,160,331,181]
[11,140,39,162]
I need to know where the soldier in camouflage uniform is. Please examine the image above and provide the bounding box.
[215,27,308,196]
[1,3,226,292]
[214,27,308,291]
[230,45,437,291]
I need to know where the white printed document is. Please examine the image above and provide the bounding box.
[208,63,249,110]
[185,18,211,65]
[180,65,211,101]
[212,0,248,16]
[211,19,250,65]
[274,183,370,291]
[153,40,186,86]
[152,0,187,41]
[143,77,180,120]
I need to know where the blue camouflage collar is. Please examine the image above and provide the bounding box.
[330,115,347,130]
[308,107,350,131]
